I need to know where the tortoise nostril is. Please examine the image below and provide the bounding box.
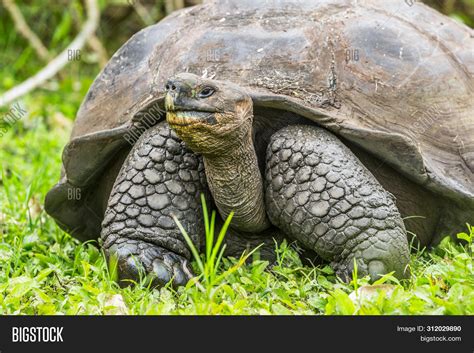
[165,82,178,91]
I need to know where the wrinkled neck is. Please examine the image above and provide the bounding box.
[202,123,270,233]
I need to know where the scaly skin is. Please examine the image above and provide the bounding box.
[265,125,410,280]
[165,73,411,282]
[201,127,271,234]
[101,122,207,287]
[101,121,281,287]
[166,74,270,233]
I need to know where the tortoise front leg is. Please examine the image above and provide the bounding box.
[101,122,208,287]
[265,125,410,281]
[101,122,279,287]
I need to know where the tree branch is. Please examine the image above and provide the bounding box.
[165,0,185,14]
[0,0,100,107]
[131,0,154,26]
[2,0,51,62]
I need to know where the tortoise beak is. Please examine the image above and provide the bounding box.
[164,92,175,112]
[164,77,190,112]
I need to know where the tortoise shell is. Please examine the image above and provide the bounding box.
[46,0,474,241]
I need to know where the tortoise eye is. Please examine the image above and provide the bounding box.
[198,87,215,98]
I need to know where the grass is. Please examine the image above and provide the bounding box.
[0,94,473,314]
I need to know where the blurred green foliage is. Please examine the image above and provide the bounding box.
[425,0,474,27]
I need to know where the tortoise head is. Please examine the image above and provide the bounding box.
[165,73,253,155]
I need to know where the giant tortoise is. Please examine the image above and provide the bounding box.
[45,0,474,287]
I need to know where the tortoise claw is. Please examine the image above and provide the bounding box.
[106,238,194,288]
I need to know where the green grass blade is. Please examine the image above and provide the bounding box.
[200,194,214,263]
[207,210,216,260]
[215,248,255,284]
[172,215,204,274]
[210,211,234,266]
[200,194,210,235]
[214,244,227,277]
